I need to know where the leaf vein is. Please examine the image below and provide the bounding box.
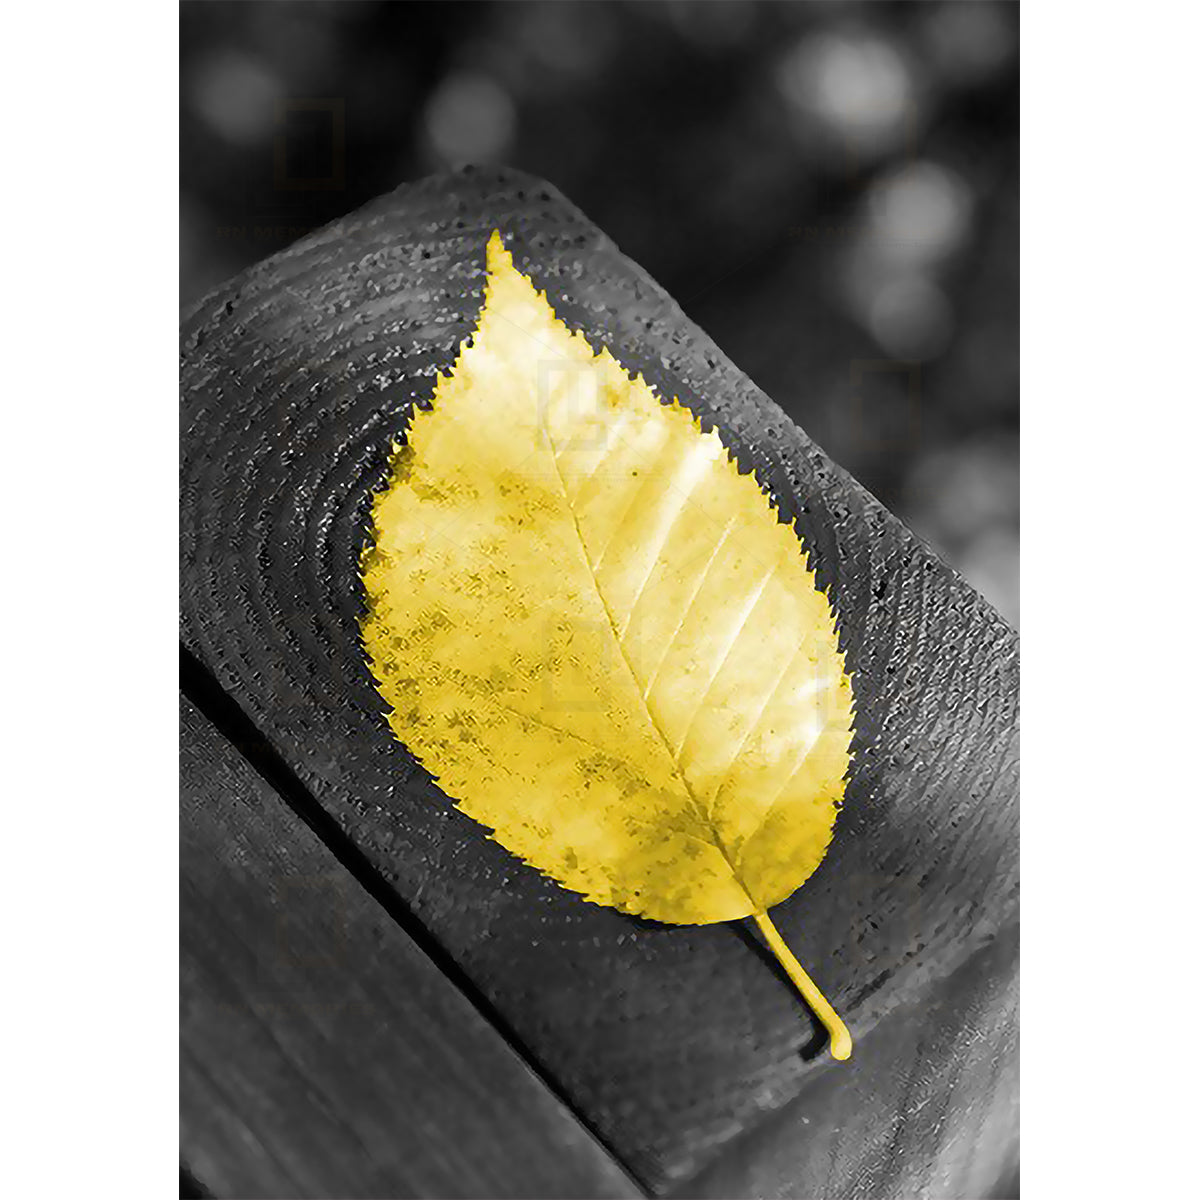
[641,518,735,703]
[539,413,748,886]
[618,439,717,640]
[674,556,780,767]
[733,718,834,870]
[705,632,809,817]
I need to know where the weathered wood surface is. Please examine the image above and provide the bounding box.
[180,695,642,1200]
[180,166,1018,1193]
[673,927,1018,1200]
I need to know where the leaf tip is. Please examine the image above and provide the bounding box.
[486,228,512,273]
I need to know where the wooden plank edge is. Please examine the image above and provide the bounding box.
[181,680,646,1199]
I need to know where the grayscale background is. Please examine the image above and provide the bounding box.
[180,0,1018,624]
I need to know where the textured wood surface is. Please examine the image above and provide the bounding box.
[180,695,641,1200]
[180,166,1018,1193]
[673,927,1018,1200]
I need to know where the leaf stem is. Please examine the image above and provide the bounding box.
[752,910,852,1061]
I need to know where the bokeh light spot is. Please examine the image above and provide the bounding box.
[190,49,283,146]
[868,275,954,361]
[920,1,1016,88]
[867,162,974,267]
[777,29,913,156]
[424,72,516,166]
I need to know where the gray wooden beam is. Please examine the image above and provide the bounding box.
[180,166,1018,1193]
[181,695,643,1199]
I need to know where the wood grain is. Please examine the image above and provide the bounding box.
[671,925,1018,1200]
[180,166,1018,1192]
[180,695,642,1200]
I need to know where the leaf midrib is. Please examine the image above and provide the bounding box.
[538,415,753,901]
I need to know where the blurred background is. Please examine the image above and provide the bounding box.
[180,0,1018,625]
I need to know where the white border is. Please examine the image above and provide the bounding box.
[1023,3,1197,1198]
[4,3,178,1197]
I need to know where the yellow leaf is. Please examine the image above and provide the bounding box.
[362,232,856,1059]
